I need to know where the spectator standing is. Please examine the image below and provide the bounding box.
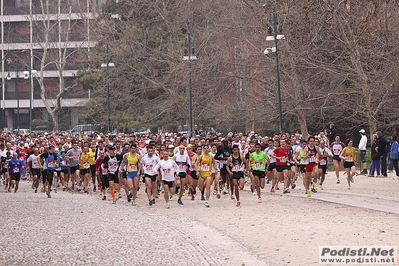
[376,131,387,177]
[358,129,368,175]
[369,134,380,177]
[389,135,399,179]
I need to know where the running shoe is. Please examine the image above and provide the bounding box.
[266,179,270,184]
[236,201,241,207]
[132,200,137,206]
[201,195,205,201]
[270,187,275,193]
[62,186,66,191]
[275,186,280,190]
[350,176,354,183]
[41,186,45,193]
[347,185,351,189]
[226,189,230,194]
[258,198,262,203]
[213,189,217,195]
[306,190,311,197]
[311,188,317,193]
[54,188,58,193]
[319,185,323,190]
[154,193,159,199]
[191,195,195,200]
[102,195,106,200]
[93,186,97,193]
[177,199,184,205]
[34,188,37,193]
[252,191,257,196]
[291,182,296,189]
[283,188,290,194]
[393,176,399,180]
[83,188,88,193]
[169,195,173,200]
[217,193,221,199]
[118,193,122,199]
[46,192,51,198]
[152,198,156,204]
[127,193,132,202]
[336,179,340,184]
[166,203,170,209]
[204,201,210,208]
[149,200,153,206]
[112,199,116,204]
[222,187,227,194]
[313,183,318,190]
[230,195,235,200]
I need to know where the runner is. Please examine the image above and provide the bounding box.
[89,144,97,192]
[7,152,24,193]
[141,146,160,206]
[340,138,356,189]
[331,135,345,184]
[273,139,291,194]
[227,144,248,206]
[214,139,232,195]
[250,143,268,202]
[26,147,41,193]
[58,150,70,191]
[103,146,122,204]
[40,145,59,198]
[303,136,321,197]
[79,146,91,193]
[120,143,141,206]
[196,145,215,207]
[96,150,108,200]
[265,139,277,192]
[66,142,82,190]
[318,140,332,189]
[154,151,179,209]
[172,145,190,205]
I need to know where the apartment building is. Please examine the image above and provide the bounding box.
[0,0,101,131]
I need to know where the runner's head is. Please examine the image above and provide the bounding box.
[232,144,239,154]
[147,146,154,156]
[179,145,185,155]
[345,138,353,147]
[255,143,261,152]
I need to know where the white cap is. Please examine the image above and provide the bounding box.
[359,129,365,134]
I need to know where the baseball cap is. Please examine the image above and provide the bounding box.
[168,145,174,149]
[359,129,365,134]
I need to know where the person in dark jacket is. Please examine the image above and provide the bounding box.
[376,131,387,177]
[369,134,380,177]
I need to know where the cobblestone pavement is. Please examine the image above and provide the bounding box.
[0,181,272,266]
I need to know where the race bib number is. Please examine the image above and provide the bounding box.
[345,156,353,162]
[84,162,90,169]
[102,168,108,174]
[109,162,118,172]
[48,160,55,168]
[201,163,210,171]
[13,166,19,173]
[162,168,171,174]
[333,149,341,155]
[280,157,287,163]
[129,164,137,171]
[32,161,39,168]
[255,162,263,168]
[232,164,241,172]
[309,156,316,163]
[146,164,153,170]
[320,159,327,165]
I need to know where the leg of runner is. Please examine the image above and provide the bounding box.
[333,159,341,183]
[198,176,205,201]
[163,181,170,208]
[283,169,290,193]
[132,176,139,205]
[233,178,240,206]
[253,174,261,202]
[178,176,186,205]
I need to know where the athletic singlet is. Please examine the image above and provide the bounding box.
[199,154,213,177]
[319,147,331,166]
[107,155,119,174]
[332,142,344,156]
[265,147,276,163]
[307,146,318,164]
[46,152,57,170]
[231,155,245,173]
[80,152,91,169]
[298,148,308,165]
[342,147,355,162]
[127,153,139,172]
[250,151,267,171]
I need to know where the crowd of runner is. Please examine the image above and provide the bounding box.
[0,128,398,208]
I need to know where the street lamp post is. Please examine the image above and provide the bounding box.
[182,28,197,138]
[101,45,115,133]
[264,6,285,133]
[7,72,20,131]
[23,53,35,132]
